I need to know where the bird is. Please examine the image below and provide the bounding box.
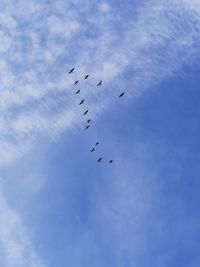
[109,160,113,164]
[79,99,85,105]
[85,74,89,79]
[91,148,95,152]
[69,67,74,74]
[119,92,125,98]
[75,90,80,94]
[87,119,91,123]
[85,125,90,130]
[83,110,88,116]
[74,80,79,85]
[97,157,102,163]
[95,142,99,146]
[97,80,102,86]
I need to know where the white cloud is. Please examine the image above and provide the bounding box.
[47,15,80,39]
[0,184,46,267]
[98,2,112,13]
[0,0,199,166]
[0,0,200,266]
[0,13,17,29]
[0,31,11,53]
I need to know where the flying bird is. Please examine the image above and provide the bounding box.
[109,160,113,164]
[75,90,80,94]
[83,110,88,116]
[95,142,99,146]
[119,92,125,98]
[91,148,95,152]
[79,99,85,105]
[69,68,74,74]
[85,125,90,130]
[74,80,79,85]
[97,157,102,163]
[97,80,102,86]
[87,119,91,123]
[85,74,89,79]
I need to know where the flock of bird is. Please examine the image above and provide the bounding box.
[68,67,125,164]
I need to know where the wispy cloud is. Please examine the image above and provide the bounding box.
[1,0,200,165]
[0,1,200,265]
[0,183,46,267]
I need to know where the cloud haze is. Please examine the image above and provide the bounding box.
[0,0,200,266]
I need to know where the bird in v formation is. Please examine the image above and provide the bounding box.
[68,67,125,164]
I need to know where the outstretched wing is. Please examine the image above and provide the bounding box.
[97,80,102,86]
[119,92,125,97]
[69,67,74,73]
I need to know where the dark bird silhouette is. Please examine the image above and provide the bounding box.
[83,110,88,116]
[97,80,102,86]
[119,92,125,98]
[79,99,85,105]
[87,119,91,123]
[85,74,89,79]
[75,90,80,94]
[109,160,113,164]
[91,148,95,152]
[95,142,99,146]
[97,157,102,163]
[85,125,90,130]
[69,68,74,74]
[74,80,79,85]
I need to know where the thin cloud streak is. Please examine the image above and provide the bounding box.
[0,184,46,267]
[1,0,200,165]
[0,1,200,266]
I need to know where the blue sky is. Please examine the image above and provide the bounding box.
[0,0,200,266]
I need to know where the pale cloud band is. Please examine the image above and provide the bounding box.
[0,183,46,267]
[0,0,199,266]
[0,0,200,165]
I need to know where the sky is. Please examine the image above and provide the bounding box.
[0,0,200,266]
